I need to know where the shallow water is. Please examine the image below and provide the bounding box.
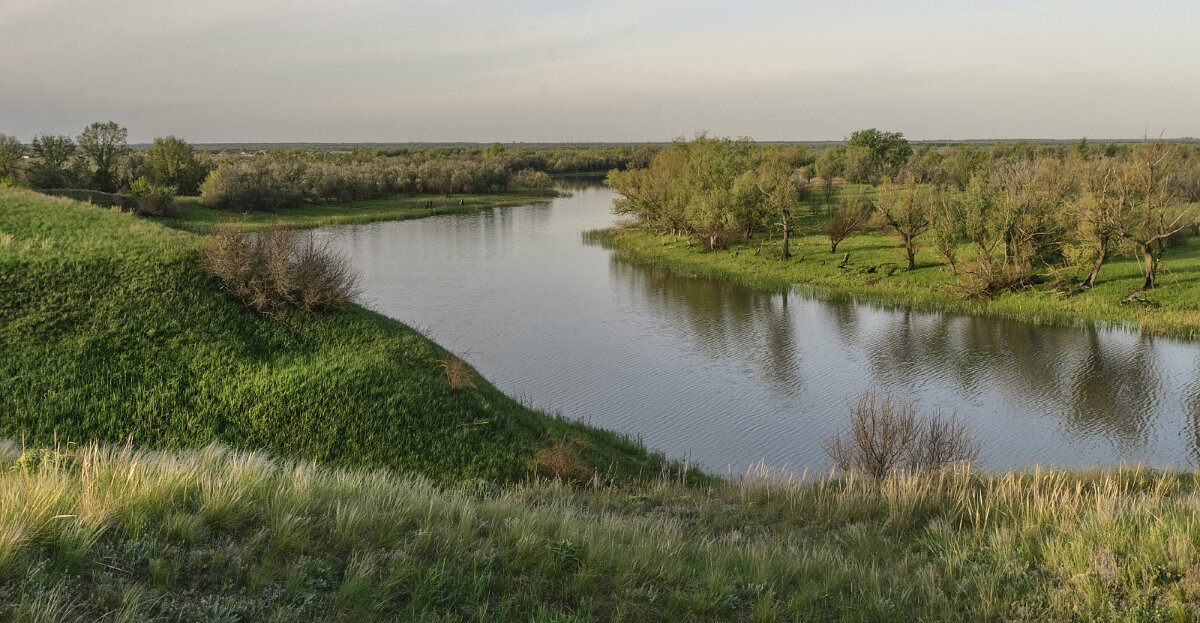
[319,182,1200,473]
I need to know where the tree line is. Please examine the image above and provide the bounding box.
[1,125,657,213]
[607,131,1200,297]
[1,123,211,199]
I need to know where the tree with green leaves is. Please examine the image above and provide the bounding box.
[31,134,76,168]
[1119,140,1192,292]
[874,179,932,271]
[754,148,799,259]
[844,128,912,184]
[0,134,24,178]
[77,121,128,192]
[143,136,210,195]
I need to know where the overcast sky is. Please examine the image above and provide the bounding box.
[2,0,1196,143]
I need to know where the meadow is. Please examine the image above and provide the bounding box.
[1,441,1198,621]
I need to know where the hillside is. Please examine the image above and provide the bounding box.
[0,188,667,482]
[1,441,1196,621]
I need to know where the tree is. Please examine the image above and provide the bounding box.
[143,136,210,195]
[1119,140,1191,292]
[0,134,23,178]
[845,128,912,183]
[824,195,870,253]
[1073,158,1132,289]
[813,146,843,205]
[874,179,933,271]
[929,188,966,275]
[31,134,76,168]
[77,121,129,192]
[754,148,799,259]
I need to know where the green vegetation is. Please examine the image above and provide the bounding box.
[4,441,1200,621]
[0,187,670,483]
[593,219,1200,338]
[603,134,1200,338]
[165,190,558,232]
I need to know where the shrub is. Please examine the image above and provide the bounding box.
[533,437,593,484]
[823,391,980,478]
[438,355,477,391]
[202,224,360,317]
[512,168,553,190]
[127,177,177,217]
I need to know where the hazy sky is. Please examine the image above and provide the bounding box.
[2,0,1197,143]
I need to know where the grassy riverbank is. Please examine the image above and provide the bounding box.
[4,441,1200,621]
[163,189,559,232]
[0,187,668,483]
[592,215,1200,339]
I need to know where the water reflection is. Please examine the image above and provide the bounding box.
[322,182,1200,472]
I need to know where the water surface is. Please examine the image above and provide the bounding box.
[319,182,1200,473]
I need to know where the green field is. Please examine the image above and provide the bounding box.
[163,189,559,232]
[0,187,671,483]
[3,441,1199,621]
[593,192,1200,339]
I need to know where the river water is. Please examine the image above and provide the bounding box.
[319,181,1200,473]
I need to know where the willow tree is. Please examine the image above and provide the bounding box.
[874,179,932,271]
[1120,140,1190,291]
[755,148,799,259]
[1073,158,1132,289]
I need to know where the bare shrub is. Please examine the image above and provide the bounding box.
[202,224,359,317]
[823,391,980,478]
[438,355,477,391]
[534,437,593,484]
[823,196,871,253]
[955,260,1033,300]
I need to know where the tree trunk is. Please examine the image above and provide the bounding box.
[905,239,916,271]
[830,240,839,253]
[1141,243,1158,290]
[779,220,791,260]
[1082,238,1108,290]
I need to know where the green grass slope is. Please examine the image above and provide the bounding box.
[4,441,1200,621]
[165,189,559,232]
[0,188,665,483]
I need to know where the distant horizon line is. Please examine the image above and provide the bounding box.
[112,137,1200,148]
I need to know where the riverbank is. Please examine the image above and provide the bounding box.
[0,187,671,483]
[163,188,560,232]
[3,440,1198,621]
[591,224,1200,339]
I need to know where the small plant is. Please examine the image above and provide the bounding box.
[533,437,593,484]
[823,391,980,479]
[202,224,360,318]
[437,355,477,391]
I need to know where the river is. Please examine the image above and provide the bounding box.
[318,181,1200,473]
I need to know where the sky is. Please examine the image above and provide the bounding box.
[1,0,1197,143]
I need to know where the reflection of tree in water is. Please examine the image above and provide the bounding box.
[607,259,802,394]
[829,304,1163,455]
[1182,360,1200,465]
[1059,329,1159,453]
